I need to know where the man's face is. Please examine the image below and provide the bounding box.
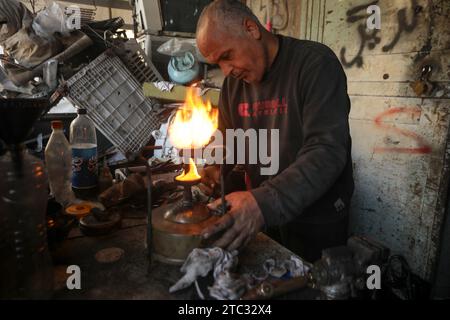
[197,21,266,84]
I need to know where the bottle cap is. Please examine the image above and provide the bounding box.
[77,108,87,115]
[51,120,63,130]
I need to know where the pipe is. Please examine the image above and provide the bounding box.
[9,34,94,86]
[241,275,311,300]
[144,158,153,266]
[220,164,226,215]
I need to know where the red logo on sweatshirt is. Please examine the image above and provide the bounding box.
[238,103,251,117]
[238,97,288,118]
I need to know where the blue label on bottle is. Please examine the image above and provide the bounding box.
[72,146,98,189]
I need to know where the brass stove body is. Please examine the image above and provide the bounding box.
[151,178,220,265]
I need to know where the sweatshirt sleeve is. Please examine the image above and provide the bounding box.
[251,57,351,227]
[217,78,236,178]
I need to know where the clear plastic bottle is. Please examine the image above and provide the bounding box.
[0,98,54,299]
[45,120,75,207]
[70,108,98,197]
[0,146,54,299]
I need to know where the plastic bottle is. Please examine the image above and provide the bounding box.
[0,98,54,299]
[0,145,54,299]
[70,108,98,197]
[45,120,75,207]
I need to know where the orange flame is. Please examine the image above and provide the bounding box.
[168,87,218,149]
[175,158,201,182]
[169,87,218,182]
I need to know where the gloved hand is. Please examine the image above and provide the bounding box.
[202,191,265,251]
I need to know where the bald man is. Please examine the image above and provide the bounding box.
[197,0,354,262]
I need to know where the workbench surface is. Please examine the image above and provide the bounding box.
[51,206,319,300]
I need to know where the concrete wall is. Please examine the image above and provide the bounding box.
[248,0,450,282]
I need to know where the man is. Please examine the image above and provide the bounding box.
[197,0,354,262]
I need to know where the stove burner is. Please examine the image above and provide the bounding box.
[150,171,221,265]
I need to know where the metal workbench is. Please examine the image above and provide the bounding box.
[50,206,320,300]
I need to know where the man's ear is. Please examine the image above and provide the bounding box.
[243,18,261,40]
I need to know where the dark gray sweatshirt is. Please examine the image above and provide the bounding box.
[218,35,354,227]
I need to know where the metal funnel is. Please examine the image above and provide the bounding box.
[0,98,49,146]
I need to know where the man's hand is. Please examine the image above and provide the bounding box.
[202,191,265,251]
[198,165,220,196]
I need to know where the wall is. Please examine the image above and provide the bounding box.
[248,0,450,282]
[247,0,302,38]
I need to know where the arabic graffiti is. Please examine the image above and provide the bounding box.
[340,0,380,68]
[340,23,381,68]
[340,0,420,69]
[382,0,419,52]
